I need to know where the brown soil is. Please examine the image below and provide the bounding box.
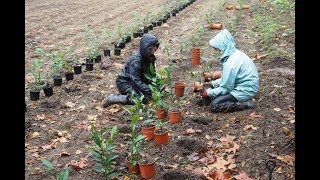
[25,0,295,179]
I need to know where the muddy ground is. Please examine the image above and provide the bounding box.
[25,0,295,179]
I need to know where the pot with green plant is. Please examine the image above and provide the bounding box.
[42,81,54,97]
[154,120,169,145]
[191,34,201,65]
[48,49,64,86]
[101,28,113,57]
[66,46,82,74]
[138,155,156,180]
[84,48,95,71]
[29,49,47,100]
[63,58,74,81]
[124,105,146,175]
[86,124,119,179]
[191,71,204,92]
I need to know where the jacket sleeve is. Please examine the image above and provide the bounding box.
[129,60,151,94]
[210,78,221,88]
[206,64,239,97]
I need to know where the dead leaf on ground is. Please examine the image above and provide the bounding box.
[41,144,52,151]
[243,125,258,130]
[109,106,121,113]
[276,154,295,166]
[31,168,43,175]
[65,102,76,108]
[75,150,82,154]
[254,54,267,60]
[77,105,86,111]
[60,151,71,157]
[208,170,231,180]
[32,132,40,138]
[288,105,295,113]
[193,167,207,178]
[248,112,262,120]
[219,134,236,143]
[187,152,200,161]
[274,107,281,112]
[70,158,88,170]
[207,157,229,171]
[234,172,255,180]
[36,114,45,120]
[225,142,240,154]
[31,152,40,158]
[167,163,179,169]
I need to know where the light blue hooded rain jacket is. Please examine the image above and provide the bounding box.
[207,29,259,101]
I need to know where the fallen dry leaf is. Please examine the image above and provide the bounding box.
[208,170,231,180]
[187,152,200,161]
[75,150,82,155]
[31,152,40,158]
[88,115,98,121]
[207,157,229,171]
[234,172,255,180]
[31,168,43,175]
[274,108,281,112]
[32,132,40,138]
[41,144,52,151]
[254,54,267,59]
[70,158,88,170]
[65,102,76,108]
[193,167,207,178]
[248,112,262,120]
[60,151,71,157]
[185,128,195,134]
[167,163,179,169]
[288,105,295,114]
[276,154,294,166]
[243,125,258,130]
[36,114,45,120]
[219,134,236,143]
[225,142,240,154]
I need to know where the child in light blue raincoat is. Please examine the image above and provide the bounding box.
[200,29,259,112]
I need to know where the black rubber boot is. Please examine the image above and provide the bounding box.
[101,94,129,107]
[210,99,256,113]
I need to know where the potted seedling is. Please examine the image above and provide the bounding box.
[154,118,169,145]
[138,153,157,180]
[65,46,82,75]
[130,94,156,141]
[29,58,45,101]
[101,28,113,57]
[190,33,201,65]
[48,50,64,86]
[124,104,146,175]
[132,12,144,38]
[84,47,95,71]
[84,27,100,65]
[191,70,204,93]
[86,124,119,179]
[114,21,126,49]
[62,57,74,81]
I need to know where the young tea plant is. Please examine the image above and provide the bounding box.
[49,50,65,78]
[87,124,119,179]
[41,159,69,180]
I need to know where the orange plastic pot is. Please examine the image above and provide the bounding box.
[141,125,155,140]
[193,82,203,92]
[192,47,201,65]
[209,23,222,30]
[174,82,185,97]
[242,5,250,9]
[156,108,167,119]
[126,155,141,174]
[226,5,233,10]
[169,111,182,124]
[154,129,169,145]
[211,71,221,80]
[235,5,241,10]
[138,159,156,179]
[203,72,212,82]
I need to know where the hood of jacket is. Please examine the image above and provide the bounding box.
[139,33,159,59]
[209,29,236,62]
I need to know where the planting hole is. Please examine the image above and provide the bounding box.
[163,171,188,180]
[118,125,131,134]
[40,100,60,109]
[192,117,211,125]
[176,139,203,152]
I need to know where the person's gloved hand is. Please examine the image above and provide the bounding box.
[202,89,208,99]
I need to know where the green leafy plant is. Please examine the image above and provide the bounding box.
[29,48,48,91]
[84,27,100,62]
[49,50,64,78]
[101,28,113,50]
[130,93,156,127]
[87,124,119,179]
[124,104,146,167]
[41,159,69,180]
[133,11,143,32]
[154,118,169,131]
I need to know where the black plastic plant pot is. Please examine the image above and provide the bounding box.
[148,24,153,30]
[156,21,162,26]
[179,6,183,11]
[133,32,140,38]
[104,49,111,56]
[162,19,167,23]
[138,32,143,37]
[125,36,131,43]
[152,22,157,27]
[65,72,74,81]
[73,65,82,74]
[119,42,126,49]
[43,86,53,97]
[114,48,121,56]
[30,90,40,101]
[114,43,121,49]
[95,55,101,63]
[166,14,170,19]
[143,26,149,33]
[85,63,94,71]
[53,76,62,86]
[172,12,176,16]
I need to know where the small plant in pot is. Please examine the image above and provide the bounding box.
[29,58,45,101]
[84,26,99,65]
[190,33,201,66]
[84,47,96,71]
[48,50,64,86]
[86,124,119,179]
[191,71,204,92]
[123,105,146,175]
[66,46,82,75]
[138,153,157,180]
[154,118,169,145]
[63,58,74,81]
[101,28,113,57]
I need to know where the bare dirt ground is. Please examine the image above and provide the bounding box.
[25,0,295,179]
